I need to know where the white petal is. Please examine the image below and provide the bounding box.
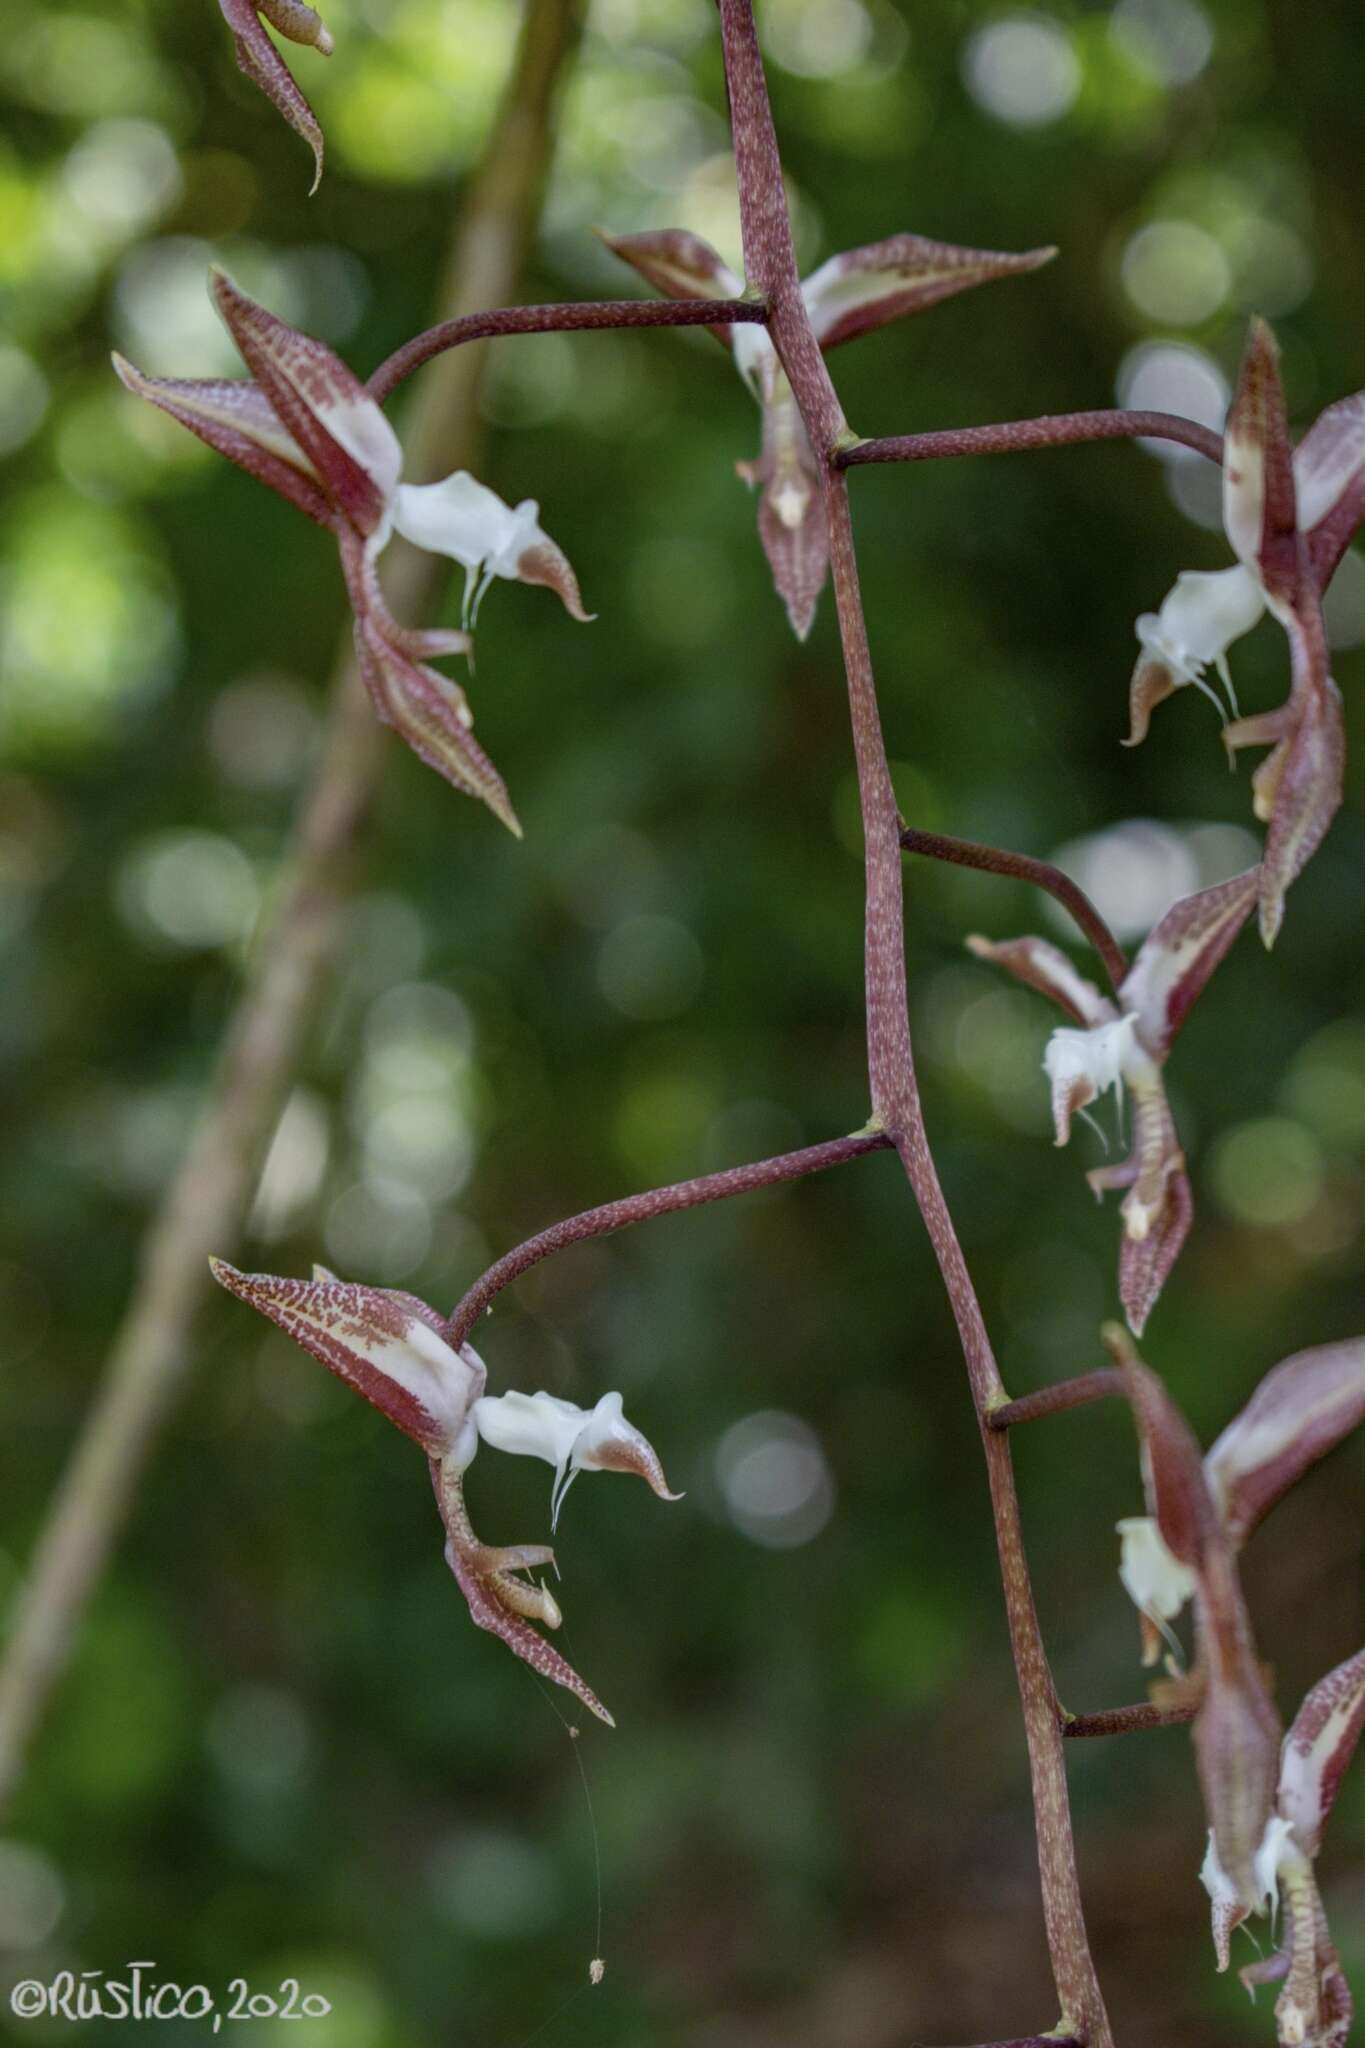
[472,1388,588,1469]
[1117,1514,1197,1622]
[1139,566,1265,684]
[1223,436,1265,572]
[391,471,534,575]
[1045,1015,1138,1103]
[730,322,780,402]
[315,391,404,502]
[1253,1814,1295,1917]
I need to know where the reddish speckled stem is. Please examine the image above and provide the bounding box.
[1065,1699,1199,1740]
[901,830,1128,994]
[840,409,1223,469]
[987,1370,1125,1433]
[717,2,1114,2038]
[368,297,768,405]
[446,1130,890,1346]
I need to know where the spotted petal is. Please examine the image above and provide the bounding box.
[211,269,402,536]
[211,1260,483,1460]
[218,0,332,193]
[1296,390,1365,589]
[802,232,1056,351]
[965,932,1116,1028]
[1118,868,1260,1061]
[1278,1648,1365,1861]
[111,354,332,527]
[1223,318,1298,610]
[1206,1342,1365,1551]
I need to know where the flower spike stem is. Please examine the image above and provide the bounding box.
[717,1,1113,2039]
[901,830,1129,993]
[840,409,1224,471]
[1064,1700,1200,1740]
[446,1130,891,1346]
[368,296,768,405]
[987,1371,1125,1433]
[0,0,586,1822]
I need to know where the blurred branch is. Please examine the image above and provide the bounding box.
[368,296,767,404]
[446,1130,892,1346]
[900,830,1128,993]
[839,410,1223,469]
[0,0,585,1820]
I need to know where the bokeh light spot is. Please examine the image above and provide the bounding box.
[715,1410,835,1548]
[1208,1117,1325,1228]
[597,913,704,1021]
[963,16,1080,128]
[117,831,259,950]
[1121,220,1230,325]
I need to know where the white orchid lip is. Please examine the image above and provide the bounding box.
[1043,1014,1140,1143]
[1134,564,1265,720]
[472,1388,682,1530]
[389,473,590,628]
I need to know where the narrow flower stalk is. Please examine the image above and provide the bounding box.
[840,409,1225,469]
[446,1130,891,1347]
[1064,1699,1200,1739]
[368,295,771,406]
[901,828,1128,993]
[987,1370,1124,1432]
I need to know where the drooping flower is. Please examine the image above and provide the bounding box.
[218,0,333,192]
[969,865,1259,1332]
[211,1260,678,1724]
[114,271,590,833]
[1110,1330,1284,1925]
[1125,320,1363,945]
[602,226,1054,638]
[1109,1328,1365,2043]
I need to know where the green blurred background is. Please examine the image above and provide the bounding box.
[1,0,1362,2040]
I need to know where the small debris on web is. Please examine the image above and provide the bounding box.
[589,1959,605,1987]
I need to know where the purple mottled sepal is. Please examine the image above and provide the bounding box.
[801,232,1056,350]
[211,1259,484,1458]
[1206,1342,1365,1550]
[218,0,333,193]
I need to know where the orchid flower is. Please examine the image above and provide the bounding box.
[969,865,1259,1333]
[114,271,590,834]
[219,0,333,192]
[211,1260,680,1725]
[1111,1330,1284,1932]
[1125,320,1364,945]
[1111,1330,1365,2046]
[602,226,1054,638]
